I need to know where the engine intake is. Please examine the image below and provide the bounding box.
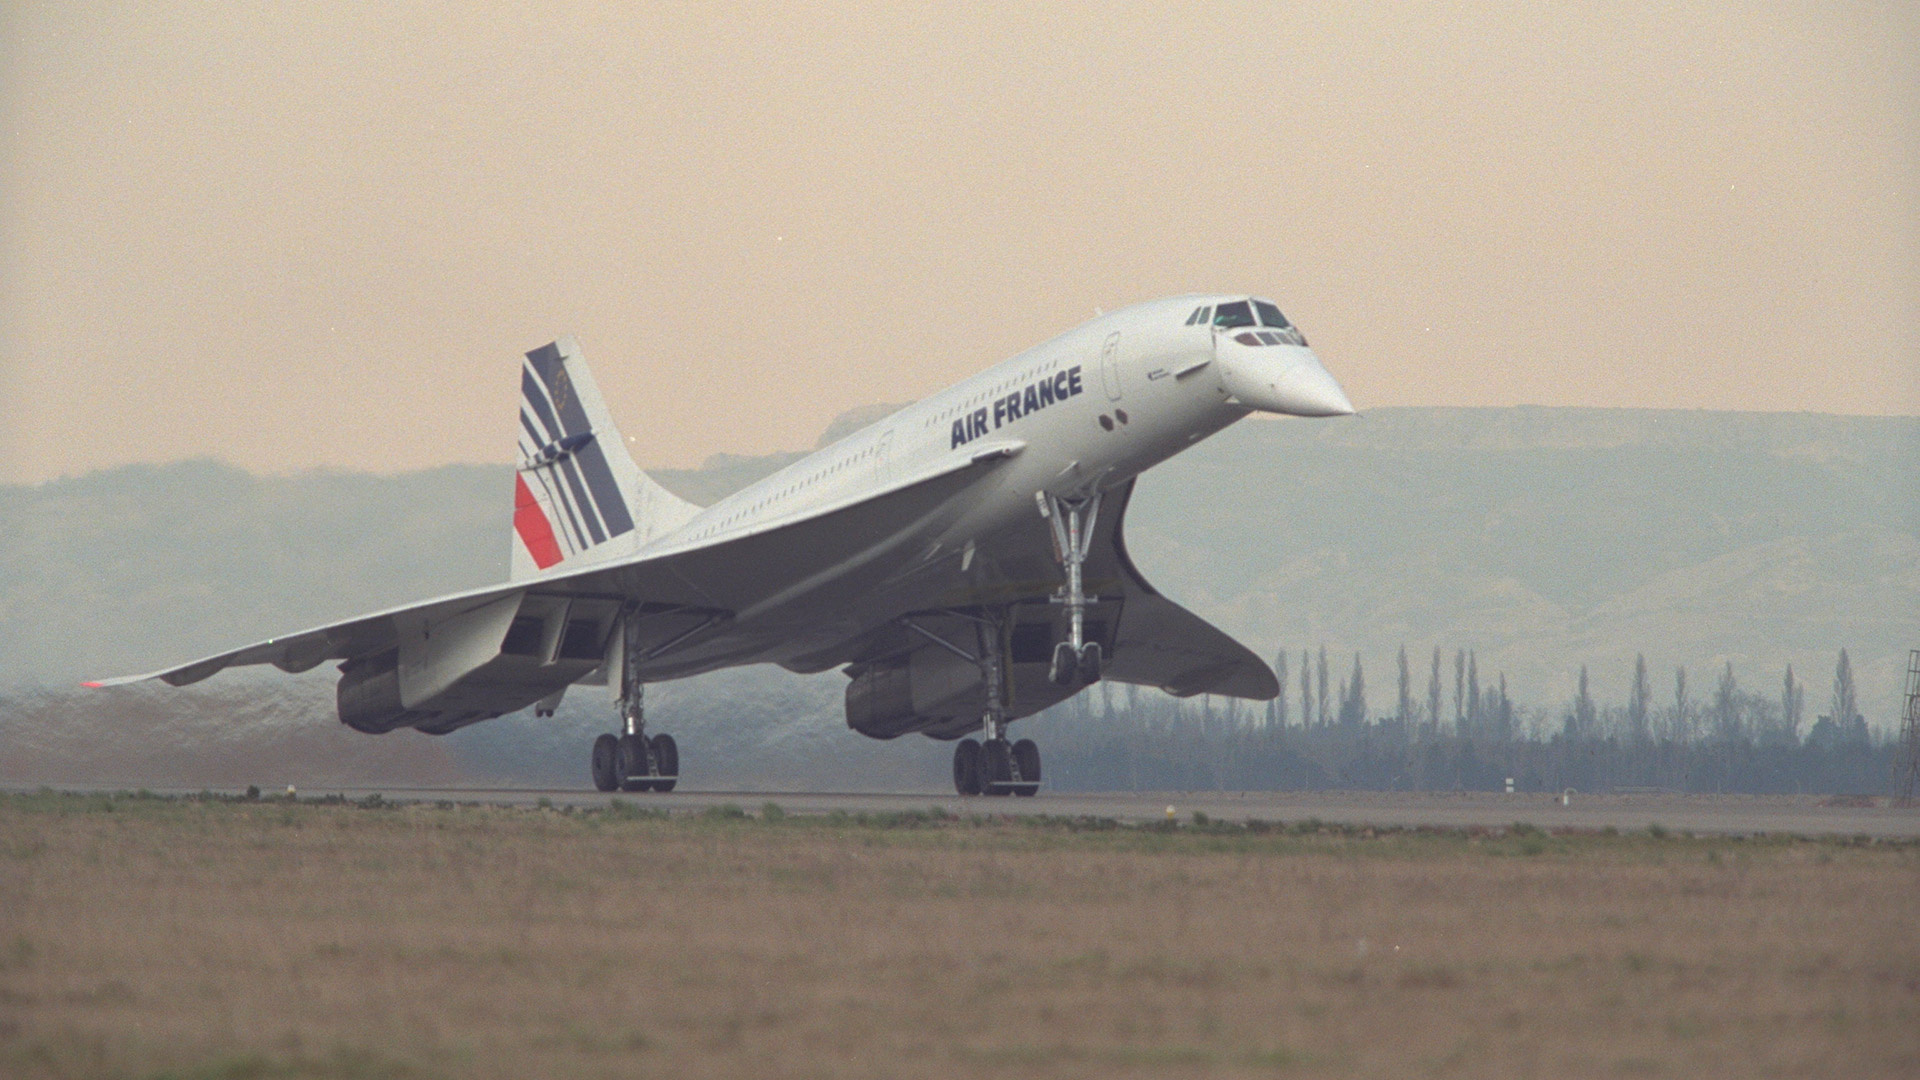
[845,648,982,740]
[336,650,419,734]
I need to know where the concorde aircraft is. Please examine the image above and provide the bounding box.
[91,295,1354,795]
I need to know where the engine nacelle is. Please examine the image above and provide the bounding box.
[845,648,982,739]
[336,649,416,734]
[334,591,620,735]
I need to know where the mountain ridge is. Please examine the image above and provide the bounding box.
[2,406,1913,728]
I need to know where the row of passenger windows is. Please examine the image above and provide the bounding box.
[925,363,1049,426]
[692,445,877,539]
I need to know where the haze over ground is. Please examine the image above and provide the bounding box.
[4,407,1912,792]
[3,3,1916,484]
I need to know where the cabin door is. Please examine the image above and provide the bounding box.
[1100,331,1123,401]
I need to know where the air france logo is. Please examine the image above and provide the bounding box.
[951,365,1084,449]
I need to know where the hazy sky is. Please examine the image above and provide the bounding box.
[3,2,1916,483]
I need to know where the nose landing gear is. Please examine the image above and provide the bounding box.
[1040,491,1104,687]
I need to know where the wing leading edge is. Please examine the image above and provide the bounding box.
[1087,480,1279,700]
[89,440,1028,690]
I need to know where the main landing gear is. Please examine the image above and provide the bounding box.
[1041,491,1103,687]
[952,733,1041,797]
[904,610,1045,797]
[590,669,679,794]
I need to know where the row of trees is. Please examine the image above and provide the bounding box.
[1256,645,1873,749]
[1024,647,1893,793]
[1267,645,1522,740]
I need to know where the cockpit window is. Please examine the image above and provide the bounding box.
[1184,306,1206,325]
[1212,300,1254,328]
[1254,300,1290,328]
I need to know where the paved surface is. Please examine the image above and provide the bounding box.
[16,784,1918,839]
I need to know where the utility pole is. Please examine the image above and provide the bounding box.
[1897,649,1920,806]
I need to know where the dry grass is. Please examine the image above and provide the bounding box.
[1,793,1916,1080]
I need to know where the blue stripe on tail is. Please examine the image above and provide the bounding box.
[522,345,635,540]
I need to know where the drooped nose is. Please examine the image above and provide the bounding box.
[1215,337,1356,417]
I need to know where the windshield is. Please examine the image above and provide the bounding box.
[1212,300,1255,328]
[1254,300,1290,328]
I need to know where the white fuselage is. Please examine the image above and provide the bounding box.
[658,294,1346,566]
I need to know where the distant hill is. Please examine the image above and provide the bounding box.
[1121,407,1918,715]
[1,406,1914,789]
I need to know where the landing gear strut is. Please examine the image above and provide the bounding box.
[590,622,679,793]
[912,611,1043,797]
[977,619,1038,797]
[1041,491,1104,686]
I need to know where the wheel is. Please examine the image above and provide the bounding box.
[616,733,652,792]
[1077,641,1103,683]
[1012,739,1041,796]
[650,733,678,793]
[981,739,1013,796]
[1049,641,1077,686]
[953,739,983,796]
[590,733,620,792]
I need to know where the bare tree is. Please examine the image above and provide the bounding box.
[1301,649,1313,727]
[1397,645,1412,727]
[1317,645,1330,732]
[1467,651,1481,737]
[1567,664,1595,739]
[1454,649,1466,730]
[1428,647,1443,739]
[1831,648,1857,730]
[1673,665,1691,742]
[1628,654,1651,743]
[1271,649,1289,728]
[1782,663,1803,742]
[1338,652,1367,726]
[1711,661,1741,743]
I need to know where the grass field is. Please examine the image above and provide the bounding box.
[2,792,1916,1079]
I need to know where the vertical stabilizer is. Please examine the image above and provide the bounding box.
[511,337,702,581]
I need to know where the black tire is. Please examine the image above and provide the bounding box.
[590,733,620,792]
[616,733,652,793]
[953,739,983,796]
[1012,738,1041,795]
[1049,641,1077,686]
[1077,641,1103,684]
[982,738,1013,796]
[651,733,678,793]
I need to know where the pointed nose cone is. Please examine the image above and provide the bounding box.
[1271,356,1356,417]
[1216,346,1356,418]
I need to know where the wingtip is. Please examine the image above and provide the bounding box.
[80,681,103,689]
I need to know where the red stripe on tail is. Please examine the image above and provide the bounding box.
[514,474,564,569]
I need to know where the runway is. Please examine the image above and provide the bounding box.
[23,784,1918,839]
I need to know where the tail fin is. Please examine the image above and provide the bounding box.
[511,336,702,581]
